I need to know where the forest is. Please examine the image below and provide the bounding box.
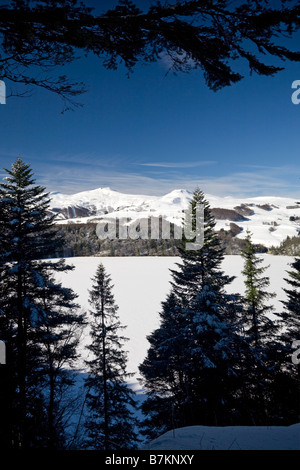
[52,220,284,258]
[1,0,300,452]
[0,158,299,449]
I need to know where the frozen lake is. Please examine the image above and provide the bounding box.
[55,255,294,378]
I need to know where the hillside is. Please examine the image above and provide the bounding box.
[47,187,300,256]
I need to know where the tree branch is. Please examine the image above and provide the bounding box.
[0,0,299,108]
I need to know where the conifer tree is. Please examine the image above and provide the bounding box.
[33,275,85,449]
[282,258,300,353]
[0,158,84,448]
[84,264,139,450]
[241,230,277,348]
[139,188,243,436]
[272,257,300,424]
[240,231,279,424]
[139,292,188,439]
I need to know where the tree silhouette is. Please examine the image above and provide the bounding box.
[84,263,139,450]
[1,0,300,109]
[0,158,83,448]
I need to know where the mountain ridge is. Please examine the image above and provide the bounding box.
[48,187,300,248]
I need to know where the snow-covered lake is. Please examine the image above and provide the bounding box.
[54,255,299,450]
[144,423,300,450]
[56,255,294,379]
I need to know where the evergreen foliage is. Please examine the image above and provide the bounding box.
[240,231,287,425]
[1,1,300,109]
[84,263,139,450]
[0,161,298,446]
[282,258,300,344]
[139,188,244,437]
[241,230,277,349]
[0,158,84,448]
[273,257,300,423]
[269,235,300,257]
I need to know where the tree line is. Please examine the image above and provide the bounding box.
[0,159,299,449]
[50,220,273,258]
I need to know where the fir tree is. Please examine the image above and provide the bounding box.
[0,158,84,448]
[33,275,86,449]
[84,264,139,450]
[139,292,189,439]
[241,230,277,348]
[170,187,228,306]
[139,188,243,436]
[240,231,279,424]
[282,258,300,352]
[272,257,300,424]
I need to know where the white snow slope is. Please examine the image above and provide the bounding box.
[49,187,300,248]
[144,424,300,450]
[57,255,295,377]
[56,255,299,450]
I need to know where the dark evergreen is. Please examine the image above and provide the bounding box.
[139,292,189,439]
[241,230,277,348]
[240,231,281,424]
[0,158,84,448]
[139,188,244,437]
[170,188,233,305]
[269,235,300,256]
[33,275,86,449]
[273,257,300,424]
[282,258,300,349]
[84,263,139,450]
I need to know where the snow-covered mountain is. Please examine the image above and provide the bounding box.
[48,187,300,247]
[49,187,191,222]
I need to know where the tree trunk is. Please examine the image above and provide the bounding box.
[101,299,109,450]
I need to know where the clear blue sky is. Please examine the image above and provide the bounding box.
[0,0,300,198]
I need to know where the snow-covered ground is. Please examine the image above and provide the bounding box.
[144,424,300,450]
[56,255,295,378]
[55,255,299,450]
[49,187,300,248]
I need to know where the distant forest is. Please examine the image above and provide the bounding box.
[51,222,300,258]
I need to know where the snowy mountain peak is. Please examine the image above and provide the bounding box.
[48,187,300,248]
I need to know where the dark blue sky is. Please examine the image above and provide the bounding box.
[0,0,300,198]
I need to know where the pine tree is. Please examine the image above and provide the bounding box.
[139,188,243,436]
[241,230,277,348]
[282,258,300,351]
[33,275,86,449]
[170,187,228,306]
[84,264,139,450]
[240,230,279,424]
[0,158,84,448]
[139,292,188,439]
[271,257,300,424]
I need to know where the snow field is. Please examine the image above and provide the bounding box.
[54,255,299,450]
[55,255,295,380]
[144,423,300,450]
[50,187,300,248]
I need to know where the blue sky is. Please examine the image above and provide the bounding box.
[0,0,300,198]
